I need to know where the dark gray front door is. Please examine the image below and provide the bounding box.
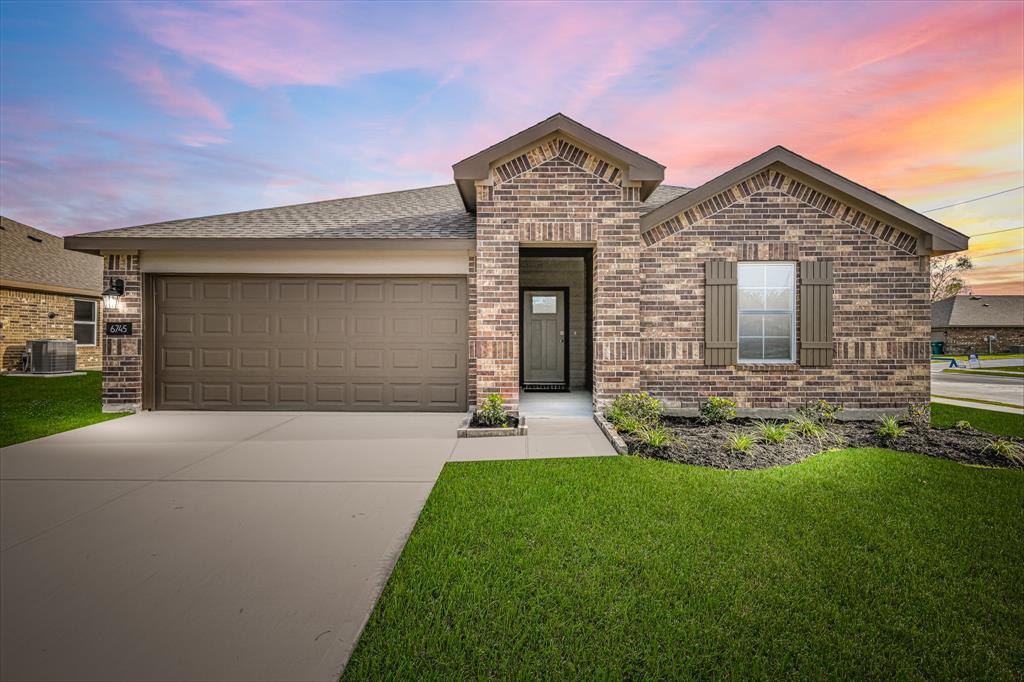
[523,290,565,385]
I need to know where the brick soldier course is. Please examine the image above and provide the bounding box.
[65,114,968,415]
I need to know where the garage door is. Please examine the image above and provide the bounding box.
[153,276,467,411]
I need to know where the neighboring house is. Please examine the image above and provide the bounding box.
[932,295,1024,354]
[65,114,969,414]
[1,216,103,371]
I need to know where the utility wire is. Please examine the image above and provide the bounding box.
[967,247,1024,259]
[965,226,1023,238]
[923,185,1024,213]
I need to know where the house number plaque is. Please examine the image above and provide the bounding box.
[105,322,133,336]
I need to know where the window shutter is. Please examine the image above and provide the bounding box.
[705,260,737,366]
[799,261,834,367]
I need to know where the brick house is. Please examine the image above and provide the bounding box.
[932,295,1024,354]
[65,114,968,415]
[1,216,103,371]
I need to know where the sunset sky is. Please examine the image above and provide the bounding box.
[1,0,1021,293]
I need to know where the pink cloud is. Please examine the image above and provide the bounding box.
[117,59,230,129]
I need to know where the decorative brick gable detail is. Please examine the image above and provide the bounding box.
[491,137,624,189]
[101,252,143,411]
[639,188,930,410]
[643,169,919,254]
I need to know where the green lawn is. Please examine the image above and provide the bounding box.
[932,402,1023,437]
[933,353,1024,361]
[344,450,1023,680]
[942,365,1024,379]
[0,371,124,448]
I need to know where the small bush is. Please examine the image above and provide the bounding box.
[986,439,1024,464]
[954,420,973,431]
[724,433,755,454]
[699,396,737,425]
[475,393,509,428]
[615,416,643,434]
[754,419,789,444]
[636,424,672,448]
[876,415,909,441]
[788,414,826,439]
[606,392,662,430]
[796,399,844,425]
[906,403,930,430]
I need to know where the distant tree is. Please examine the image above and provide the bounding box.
[930,254,974,302]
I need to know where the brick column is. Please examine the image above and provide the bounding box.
[472,182,520,410]
[592,185,643,406]
[101,252,143,412]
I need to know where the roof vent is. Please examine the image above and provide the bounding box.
[27,234,43,243]
[969,295,982,300]
[982,303,990,307]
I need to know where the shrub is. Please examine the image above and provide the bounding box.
[796,399,844,425]
[754,419,789,444]
[906,403,930,430]
[954,420,973,431]
[602,391,659,428]
[699,396,737,424]
[636,423,672,448]
[986,439,1024,464]
[876,415,909,441]
[615,416,643,434]
[723,433,755,454]
[475,393,510,428]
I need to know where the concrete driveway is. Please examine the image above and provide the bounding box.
[1,411,613,681]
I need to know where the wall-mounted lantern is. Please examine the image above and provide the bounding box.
[102,278,125,310]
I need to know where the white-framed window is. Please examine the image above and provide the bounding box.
[737,262,795,363]
[73,299,97,346]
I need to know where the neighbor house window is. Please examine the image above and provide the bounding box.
[737,263,795,362]
[73,299,97,346]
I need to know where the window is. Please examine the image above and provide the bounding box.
[531,295,557,314]
[737,263,795,362]
[74,299,97,346]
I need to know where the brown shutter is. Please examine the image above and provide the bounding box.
[705,260,737,366]
[799,260,834,367]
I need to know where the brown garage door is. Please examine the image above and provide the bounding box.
[153,276,467,411]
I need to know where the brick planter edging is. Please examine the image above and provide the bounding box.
[593,413,628,455]
[456,411,528,438]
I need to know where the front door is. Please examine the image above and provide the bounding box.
[523,290,566,386]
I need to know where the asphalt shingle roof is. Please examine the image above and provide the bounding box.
[76,185,477,240]
[0,216,102,294]
[71,182,692,242]
[932,295,1024,327]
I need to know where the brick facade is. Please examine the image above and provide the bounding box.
[0,287,102,371]
[100,253,143,411]
[936,327,1024,354]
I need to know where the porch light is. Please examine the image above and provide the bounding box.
[102,278,124,310]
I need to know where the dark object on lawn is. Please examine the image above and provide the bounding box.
[624,417,1023,471]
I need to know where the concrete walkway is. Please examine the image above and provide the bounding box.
[0,411,613,682]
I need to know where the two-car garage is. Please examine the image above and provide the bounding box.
[151,275,468,411]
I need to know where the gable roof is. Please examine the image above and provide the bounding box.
[932,295,1024,328]
[65,185,476,253]
[0,216,102,296]
[452,113,665,212]
[640,146,969,255]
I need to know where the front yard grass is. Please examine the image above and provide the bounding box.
[0,371,124,448]
[344,450,1023,680]
[931,402,1023,438]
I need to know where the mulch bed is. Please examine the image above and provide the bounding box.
[468,414,521,429]
[623,417,1024,470]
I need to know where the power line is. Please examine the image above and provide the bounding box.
[968,247,1024,259]
[966,226,1023,238]
[923,185,1024,213]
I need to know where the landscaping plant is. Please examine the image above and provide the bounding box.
[636,424,673,449]
[876,415,909,441]
[954,420,973,431]
[906,403,930,430]
[723,433,755,454]
[985,439,1024,464]
[476,393,510,428]
[754,420,789,444]
[796,399,844,425]
[699,396,737,424]
[606,392,663,432]
[615,415,644,434]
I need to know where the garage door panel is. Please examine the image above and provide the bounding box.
[155,276,466,411]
